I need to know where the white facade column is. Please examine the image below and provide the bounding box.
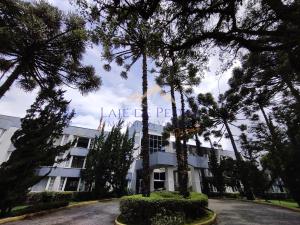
[191,167,202,193]
[165,167,175,191]
[150,170,154,192]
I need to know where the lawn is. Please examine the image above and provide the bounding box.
[256,199,299,210]
[268,199,299,209]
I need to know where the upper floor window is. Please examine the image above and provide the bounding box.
[71,156,85,168]
[149,135,164,153]
[76,137,89,148]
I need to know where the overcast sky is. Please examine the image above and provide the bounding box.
[0,0,243,151]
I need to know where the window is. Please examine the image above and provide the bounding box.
[71,156,85,168]
[47,177,55,191]
[153,172,166,190]
[58,177,66,191]
[149,135,164,153]
[64,178,79,191]
[76,137,90,148]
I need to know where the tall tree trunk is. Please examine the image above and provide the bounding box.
[179,87,189,197]
[141,51,150,197]
[223,120,242,163]
[223,120,255,200]
[195,134,209,195]
[170,84,185,193]
[0,66,21,99]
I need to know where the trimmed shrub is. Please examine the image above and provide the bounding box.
[72,192,97,202]
[26,192,73,204]
[11,201,69,216]
[119,192,208,225]
[264,192,290,200]
[207,192,240,199]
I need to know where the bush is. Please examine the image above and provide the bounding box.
[11,201,69,217]
[72,192,97,202]
[26,192,73,204]
[119,192,208,225]
[27,191,105,204]
[207,192,240,199]
[150,209,185,225]
[264,192,290,200]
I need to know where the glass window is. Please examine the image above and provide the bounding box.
[71,156,85,168]
[149,135,164,153]
[76,137,89,148]
[64,178,79,191]
[58,177,66,191]
[47,177,55,191]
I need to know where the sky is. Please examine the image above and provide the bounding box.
[0,0,242,151]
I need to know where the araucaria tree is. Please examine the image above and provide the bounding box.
[189,92,255,199]
[156,56,202,197]
[82,121,134,197]
[0,88,74,216]
[0,0,101,99]
[78,1,162,197]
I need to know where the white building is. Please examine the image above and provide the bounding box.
[0,114,239,194]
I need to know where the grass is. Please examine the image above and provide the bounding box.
[11,205,30,212]
[256,199,299,210]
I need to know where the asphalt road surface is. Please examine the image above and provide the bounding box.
[4,200,120,225]
[209,199,300,225]
[4,199,300,225]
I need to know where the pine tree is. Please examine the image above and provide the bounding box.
[0,88,74,216]
[0,0,101,99]
[82,121,134,197]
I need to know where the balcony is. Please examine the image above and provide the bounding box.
[135,152,208,169]
[37,166,81,178]
[70,147,89,156]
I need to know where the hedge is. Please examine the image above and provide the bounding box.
[26,191,100,204]
[11,201,69,217]
[207,192,241,199]
[119,191,208,225]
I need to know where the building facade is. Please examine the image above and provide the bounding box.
[0,115,285,195]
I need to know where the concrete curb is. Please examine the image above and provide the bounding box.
[0,198,115,224]
[114,209,217,225]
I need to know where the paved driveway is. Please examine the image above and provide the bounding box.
[209,199,300,225]
[4,199,300,225]
[5,200,120,225]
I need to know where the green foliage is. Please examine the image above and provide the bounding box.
[150,209,185,225]
[26,192,73,204]
[26,191,98,204]
[82,120,135,197]
[208,149,226,195]
[120,192,208,225]
[10,201,69,217]
[0,88,73,216]
[0,0,101,98]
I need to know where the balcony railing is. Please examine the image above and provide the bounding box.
[135,151,208,169]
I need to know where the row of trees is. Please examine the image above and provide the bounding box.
[74,0,299,201]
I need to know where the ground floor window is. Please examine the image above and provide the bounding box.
[58,177,66,191]
[47,177,56,191]
[64,177,80,191]
[153,168,166,190]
